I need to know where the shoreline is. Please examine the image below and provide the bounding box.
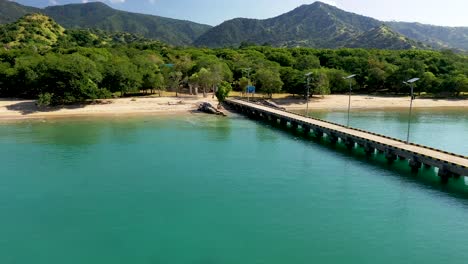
[0,96,220,122]
[0,95,466,122]
[272,95,468,111]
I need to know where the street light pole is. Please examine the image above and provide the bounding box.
[343,74,356,128]
[404,78,420,144]
[305,72,312,116]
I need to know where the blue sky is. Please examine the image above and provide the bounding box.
[13,0,468,27]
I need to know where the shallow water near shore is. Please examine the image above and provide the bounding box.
[0,109,468,264]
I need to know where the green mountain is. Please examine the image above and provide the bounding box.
[194,2,401,48]
[194,2,466,51]
[0,0,39,24]
[0,13,65,48]
[0,0,212,46]
[42,2,212,46]
[0,14,166,49]
[348,25,427,49]
[387,22,468,50]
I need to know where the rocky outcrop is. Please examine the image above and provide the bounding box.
[198,102,226,116]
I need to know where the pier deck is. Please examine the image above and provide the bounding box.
[226,98,468,178]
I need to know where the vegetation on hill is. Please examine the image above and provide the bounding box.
[0,0,212,46]
[194,2,467,51]
[0,14,167,50]
[194,2,383,48]
[388,22,468,51]
[348,25,427,50]
[1,0,467,51]
[0,14,65,48]
[42,2,212,46]
[0,15,467,106]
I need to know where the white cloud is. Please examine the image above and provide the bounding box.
[108,0,125,3]
[148,0,156,4]
[49,0,59,5]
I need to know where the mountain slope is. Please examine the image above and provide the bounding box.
[348,25,427,49]
[0,14,168,49]
[194,2,393,48]
[42,2,212,46]
[0,0,212,46]
[0,0,40,24]
[0,13,65,48]
[194,1,467,50]
[387,22,468,50]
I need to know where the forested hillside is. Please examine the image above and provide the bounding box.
[194,2,467,51]
[0,15,467,106]
[0,0,212,46]
[388,22,468,51]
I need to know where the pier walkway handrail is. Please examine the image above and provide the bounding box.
[226,98,468,177]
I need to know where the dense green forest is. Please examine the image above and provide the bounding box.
[0,15,467,105]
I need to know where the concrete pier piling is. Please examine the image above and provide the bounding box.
[409,158,422,173]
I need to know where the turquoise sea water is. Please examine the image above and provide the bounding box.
[0,108,467,264]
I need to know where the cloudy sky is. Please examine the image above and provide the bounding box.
[12,0,468,27]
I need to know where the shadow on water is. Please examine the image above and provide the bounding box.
[248,115,468,201]
[5,101,86,115]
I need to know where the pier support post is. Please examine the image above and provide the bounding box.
[345,138,355,150]
[409,158,422,173]
[438,167,452,183]
[247,110,254,118]
[385,149,397,163]
[364,143,375,156]
[314,129,324,138]
[291,121,299,130]
[253,110,261,120]
[329,133,338,144]
[302,125,311,135]
[280,118,287,127]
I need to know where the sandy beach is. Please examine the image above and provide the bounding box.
[0,96,220,121]
[272,95,468,110]
[0,95,466,121]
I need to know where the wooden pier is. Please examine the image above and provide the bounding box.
[226,98,468,180]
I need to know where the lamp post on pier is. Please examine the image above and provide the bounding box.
[403,78,420,144]
[343,74,356,128]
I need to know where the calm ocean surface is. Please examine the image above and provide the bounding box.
[0,107,467,264]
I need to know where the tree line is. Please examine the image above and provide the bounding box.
[0,42,467,105]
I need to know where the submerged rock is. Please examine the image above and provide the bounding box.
[198,102,226,116]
